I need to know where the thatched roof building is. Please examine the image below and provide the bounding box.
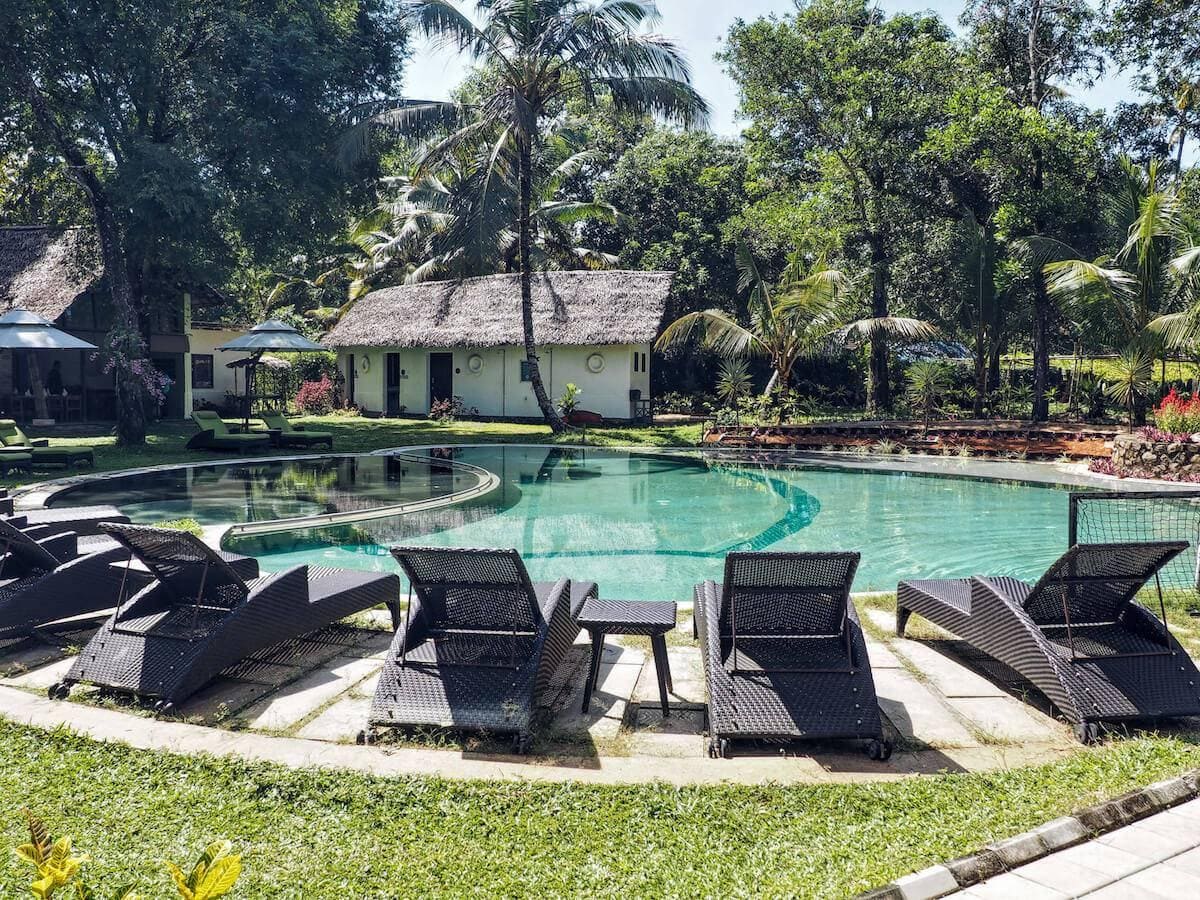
[0,226,100,320]
[323,270,673,349]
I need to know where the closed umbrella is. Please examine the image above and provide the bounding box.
[217,320,326,430]
[0,308,97,423]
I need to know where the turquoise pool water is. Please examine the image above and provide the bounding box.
[219,446,1072,599]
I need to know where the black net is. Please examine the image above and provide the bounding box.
[1069,492,1200,595]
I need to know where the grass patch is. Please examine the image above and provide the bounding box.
[0,723,1198,897]
[1,416,702,489]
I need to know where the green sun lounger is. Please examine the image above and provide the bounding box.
[0,420,93,468]
[259,410,333,450]
[186,410,272,452]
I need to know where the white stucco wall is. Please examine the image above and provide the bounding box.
[188,327,245,409]
[337,344,651,420]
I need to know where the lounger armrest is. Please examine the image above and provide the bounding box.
[38,531,78,562]
[31,438,49,447]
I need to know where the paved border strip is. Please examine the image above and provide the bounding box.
[855,769,1200,899]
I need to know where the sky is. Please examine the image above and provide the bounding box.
[402,0,1140,137]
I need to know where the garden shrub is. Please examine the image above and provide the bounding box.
[1153,387,1200,436]
[429,396,478,422]
[295,375,336,415]
[15,809,242,899]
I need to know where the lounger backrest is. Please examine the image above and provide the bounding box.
[100,522,250,609]
[192,410,231,437]
[0,517,61,575]
[720,551,859,636]
[0,420,28,448]
[1024,541,1188,626]
[261,411,290,432]
[390,547,543,632]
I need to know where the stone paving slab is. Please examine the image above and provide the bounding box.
[175,680,279,723]
[947,696,1063,743]
[0,642,68,676]
[864,637,904,669]
[631,645,705,705]
[297,696,372,743]
[8,657,74,690]
[890,639,1008,698]
[873,666,977,748]
[239,656,382,732]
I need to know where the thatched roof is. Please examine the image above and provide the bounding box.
[0,227,100,321]
[324,270,672,349]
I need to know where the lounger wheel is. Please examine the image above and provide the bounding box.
[865,739,893,761]
[152,700,176,717]
[708,738,731,759]
[356,729,376,746]
[512,733,532,755]
[1074,722,1102,745]
[47,682,70,701]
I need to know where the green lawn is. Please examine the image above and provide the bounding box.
[1,723,1197,898]
[2,415,703,489]
[7,414,1200,897]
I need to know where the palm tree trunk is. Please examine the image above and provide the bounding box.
[867,231,891,414]
[517,134,565,432]
[1031,275,1051,422]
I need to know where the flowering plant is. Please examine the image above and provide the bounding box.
[97,353,173,403]
[295,375,336,414]
[1153,387,1200,436]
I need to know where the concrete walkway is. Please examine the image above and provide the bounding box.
[954,799,1200,898]
[0,598,1092,785]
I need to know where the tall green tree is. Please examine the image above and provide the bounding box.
[1044,157,1200,421]
[1106,0,1200,177]
[724,0,958,412]
[960,0,1104,420]
[347,0,707,432]
[0,0,403,444]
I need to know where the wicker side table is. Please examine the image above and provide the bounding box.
[576,598,677,716]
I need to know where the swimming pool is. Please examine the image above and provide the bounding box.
[50,445,1077,600]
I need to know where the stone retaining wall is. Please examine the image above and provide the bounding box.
[1111,433,1200,478]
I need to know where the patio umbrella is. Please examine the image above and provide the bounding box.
[216,320,326,429]
[0,307,97,423]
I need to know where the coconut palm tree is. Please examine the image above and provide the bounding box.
[342,0,707,431]
[657,240,934,406]
[359,130,621,290]
[1042,156,1200,419]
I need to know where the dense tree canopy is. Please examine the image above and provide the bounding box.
[0,0,404,442]
[2,0,1199,430]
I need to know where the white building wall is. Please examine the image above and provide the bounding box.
[336,343,651,420]
[188,326,245,409]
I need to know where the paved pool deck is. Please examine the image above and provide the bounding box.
[0,597,1144,785]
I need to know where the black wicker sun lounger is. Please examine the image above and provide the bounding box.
[55,523,399,712]
[695,551,890,760]
[0,517,148,640]
[364,547,596,753]
[897,541,1200,743]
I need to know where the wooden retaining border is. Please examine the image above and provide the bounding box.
[702,420,1117,460]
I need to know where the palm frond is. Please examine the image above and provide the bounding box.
[654,309,764,358]
[835,316,937,348]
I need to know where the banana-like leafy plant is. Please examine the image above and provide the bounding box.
[13,810,241,900]
[164,841,242,900]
